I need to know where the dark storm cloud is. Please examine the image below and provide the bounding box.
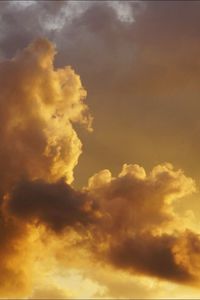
[108,232,196,284]
[6,179,97,232]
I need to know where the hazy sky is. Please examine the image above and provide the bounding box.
[1,1,200,298]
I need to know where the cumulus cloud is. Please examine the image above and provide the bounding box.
[4,157,200,294]
[0,30,200,298]
[0,37,92,296]
[0,37,91,194]
[84,163,200,284]
[87,163,195,236]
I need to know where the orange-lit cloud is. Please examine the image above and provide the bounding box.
[0,37,91,297]
[0,37,200,299]
[4,160,200,295]
[0,37,91,192]
[85,163,200,284]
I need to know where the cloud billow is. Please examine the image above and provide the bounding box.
[0,38,200,298]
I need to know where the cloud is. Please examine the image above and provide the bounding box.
[0,1,142,59]
[4,159,200,294]
[108,231,198,284]
[107,1,135,23]
[0,7,200,296]
[1,1,200,191]
[30,285,72,299]
[85,163,200,284]
[0,213,30,297]
[6,179,97,232]
[87,163,195,236]
[0,37,91,297]
[0,37,91,195]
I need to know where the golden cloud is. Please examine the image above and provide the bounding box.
[0,39,200,298]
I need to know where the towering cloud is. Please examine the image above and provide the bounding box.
[0,37,91,194]
[0,38,200,298]
[0,37,91,297]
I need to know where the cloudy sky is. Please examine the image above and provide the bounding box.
[1,0,200,298]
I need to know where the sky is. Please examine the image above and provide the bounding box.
[0,0,200,298]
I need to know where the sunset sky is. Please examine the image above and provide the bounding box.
[1,1,200,298]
